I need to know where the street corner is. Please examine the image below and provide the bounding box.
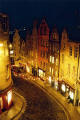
[0,90,27,120]
[12,90,27,120]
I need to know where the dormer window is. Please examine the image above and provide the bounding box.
[53,33,56,40]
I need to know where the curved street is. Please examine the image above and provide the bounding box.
[13,75,68,120]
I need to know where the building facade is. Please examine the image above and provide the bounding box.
[31,20,38,76]
[13,29,20,65]
[38,18,49,80]
[48,27,60,85]
[0,13,13,113]
[59,28,80,104]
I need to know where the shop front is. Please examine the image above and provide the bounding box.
[58,80,75,104]
[32,67,37,76]
[38,68,45,80]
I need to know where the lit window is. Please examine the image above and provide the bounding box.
[61,84,66,92]
[50,67,51,73]
[52,57,54,63]
[52,68,53,75]
[0,43,3,47]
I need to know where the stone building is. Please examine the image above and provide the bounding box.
[0,13,13,113]
[59,28,80,104]
[48,27,60,85]
[31,20,38,76]
[38,18,50,80]
[13,29,20,65]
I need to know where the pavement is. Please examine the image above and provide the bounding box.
[0,90,27,120]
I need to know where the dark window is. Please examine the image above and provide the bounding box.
[44,62,45,67]
[43,51,45,58]
[44,26,46,35]
[46,42,48,47]
[62,54,64,63]
[69,46,72,56]
[40,27,43,35]
[79,45,80,57]
[74,47,78,58]
[40,51,42,57]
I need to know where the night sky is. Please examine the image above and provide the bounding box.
[0,0,80,31]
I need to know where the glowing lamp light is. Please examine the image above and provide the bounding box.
[9,44,12,49]
[69,91,74,100]
[61,84,66,92]
[49,76,51,84]
[7,90,12,104]
[10,50,14,54]
[0,43,3,47]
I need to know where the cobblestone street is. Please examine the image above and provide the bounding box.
[13,76,67,120]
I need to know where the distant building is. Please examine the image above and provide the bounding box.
[25,29,33,73]
[38,18,49,79]
[13,29,20,64]
[48,27,60,85]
